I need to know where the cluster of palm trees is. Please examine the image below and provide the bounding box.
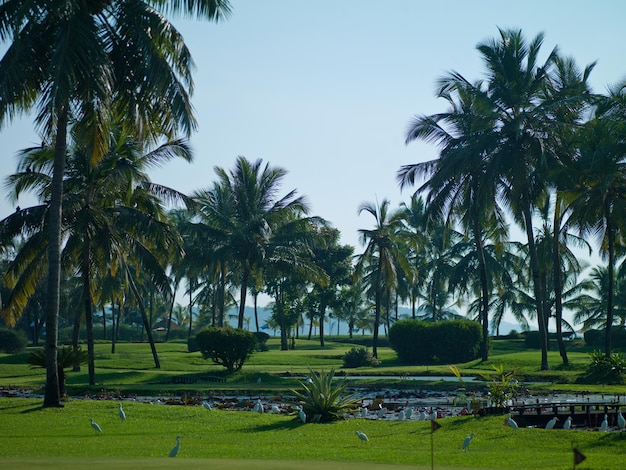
[395,28,626,369]
[0,6,625,406]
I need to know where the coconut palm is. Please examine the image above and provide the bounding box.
[1,126,192,383]
[355,199,407,358]
[565,84,626,356]
[195,156,310,329]
[0,0,230,406]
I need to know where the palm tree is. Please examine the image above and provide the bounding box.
[400,79,503,360]
[355,199,407,358]
[195,156,310,329]
[1,126,192,383]
[566,84,626,356]
[0,0,230,407]
[425,29,592,370]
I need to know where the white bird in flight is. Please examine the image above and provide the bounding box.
[90,418,102,434]
[563,416,572,430]
[507,413,519,429]
[169,435,181,457]
[356,430,369,443]
[461,432,475,451]
[545,416,558,430]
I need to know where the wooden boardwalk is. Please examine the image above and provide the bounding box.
[507,400,625,428]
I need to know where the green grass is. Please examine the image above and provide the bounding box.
[1,398,623,469]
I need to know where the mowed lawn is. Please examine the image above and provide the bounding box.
[0,398,624,469]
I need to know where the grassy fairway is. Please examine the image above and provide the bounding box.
[0,398,623,469]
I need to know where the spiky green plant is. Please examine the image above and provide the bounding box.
[291,369,361,423]
[27,346,88,397]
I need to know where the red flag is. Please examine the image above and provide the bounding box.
[431,420,441,432]
[573,448,586,466]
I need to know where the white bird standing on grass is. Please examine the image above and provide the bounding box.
[202,400,212,410]
[600,414,608,432]
[563,416,572,430]
[118,403,126,421]
[90,418,102,434]
[507,413,519,429]
[461,432,475,451]
[617,409,625,431]
[376,404,387,419]
[299,407,307,424]
[545,416,558,430]
[356,431,369,443]
[169,435,181,457]
[360,407,368,418]
[405,406,413,420]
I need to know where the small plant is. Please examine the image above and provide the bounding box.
[252,331,270,351]
[27,346,88,397]
[480,364,518,409]
[291,369,361,423]
[195,327,257,372]
[582,350,626,384]
[342,347,380,368]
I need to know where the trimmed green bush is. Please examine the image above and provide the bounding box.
[342,347,380,368]
[195,327,257,372]
[388,319,481,364]
[252,331,270,351]
[0,327,28,353]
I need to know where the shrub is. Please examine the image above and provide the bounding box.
[578,350,626,385]
[291,369,361,423]
[388,319,481,364]
[27,346,88,397]
[252,331,270,351]
[584,328,626,348]
[194,327,257,372]
[342,347,380,368]
[0,327,28,353]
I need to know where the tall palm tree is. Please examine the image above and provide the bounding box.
[426,29,591,370]
[355,199,407,358]
[399,80,503,360]
[566,85,626,356]
[1,125,192,384]
[0,0,230,407]
[196,156,310,329]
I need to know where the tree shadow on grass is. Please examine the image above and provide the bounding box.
[252,420,305,432]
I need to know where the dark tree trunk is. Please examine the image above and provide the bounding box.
[473,215,491,362]
[127,269,160,369]
[605,202,615,357]
[82,235,96,386]
[44,108,68,408]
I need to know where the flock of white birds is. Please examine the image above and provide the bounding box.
[87,400,626,456]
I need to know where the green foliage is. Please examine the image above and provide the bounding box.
[27,346,88,370]
[291,369,361,423]
[0,327,28,353]
[584,328,626,348]
[342,347,380,368]
[195,327,257,372]
[579,350,626,384]
[479,364,519,408]
[388,319,481,364]
[252,331,270,351]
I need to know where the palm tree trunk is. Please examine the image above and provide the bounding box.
[71,307,81,372]
[126,267,160,369]
[319,303,326,347]
[102,306,107,341]
[522,197,549,370]
[111,297,116,354]
[43,107,68,408]
[552,203,568,366]
[605,202,615,357]
[83,237,96,386]
[372,260,382,358]
[238,267,250,329]
[165,283,176,342]
[254,293,260,332]
[472,215,490,361]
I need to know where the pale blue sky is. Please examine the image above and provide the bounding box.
[1,0,624,260]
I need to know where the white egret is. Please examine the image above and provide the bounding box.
[507,413,518,429]
[397,410,405,421]
[418,410,426,421]
[405,406,413,420]
[252,399,263,413]
[118,403,126,421]
[563,416,572,430]
[376,404,387,419]
[600,414,608,432]
[169,435,181,457]
[617,409,625,431]
[202,400,212,410]
[90,418,102,434]
[257,377,262,384]
[356,430,369,443]
[461,432,475,451]
[299,407,307,424]
[360,407,368,418]
[545,416,558,430]
[270,405,280,413]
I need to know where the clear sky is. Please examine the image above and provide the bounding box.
[0,1,624,311]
